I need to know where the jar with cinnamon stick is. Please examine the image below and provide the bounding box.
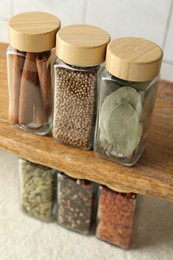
[53,25,110,149]
[7,12,61,134]
[96,185,137,249]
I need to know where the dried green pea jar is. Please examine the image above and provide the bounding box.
[94,37,163,166]
[19,158,57,222]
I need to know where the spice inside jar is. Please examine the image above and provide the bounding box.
[7,12,61,135]
[8,50,52,129]
[94,37,163,165]
[19,158,57,222]
[57,173,97,235]
[54,65,98,149]
[53,24,110,149]
[96,186,137,249]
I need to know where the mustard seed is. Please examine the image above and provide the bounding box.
[53,66,99,149]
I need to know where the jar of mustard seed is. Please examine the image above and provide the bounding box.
[7,12,61,135]
[96,185,138,249]
[94,37,163,165]
[19,158,57,222]
[57,172,97,235]
[53,25,110,150]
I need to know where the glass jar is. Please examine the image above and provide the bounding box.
[94,37,163,165]
[19,158,57,222]
[57,173,97,235]
[7,12,61,135]
[96,185,137,249]
[53,25,110,149]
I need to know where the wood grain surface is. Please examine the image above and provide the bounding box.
[106,37,163,82]
[8,12,60,52]
[1,43,173,201]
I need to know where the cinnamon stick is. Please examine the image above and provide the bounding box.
[34,85,44,126]
[9,49,25,124]
[36,52,52,121]
[19,52,39,125]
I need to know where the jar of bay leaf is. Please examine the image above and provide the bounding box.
[94,37,163,166]
[7,12,61,135]
[57,173,97,235]
[19,158,57,222]
[53,25,110,150]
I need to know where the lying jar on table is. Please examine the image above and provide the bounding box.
[96,185,138,249]
[57,172,97,235]
[19,158,57,222]
[94,37,163,166]
[53,24,110,150]
[7,12,61,135]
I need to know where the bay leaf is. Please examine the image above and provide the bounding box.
[99,131,108,148]
[144,82,157,119]
[102,80,120,101]
[99,131,114,153]
[130,81,151,91]
[99,86,142,142]
[108,102,143,157]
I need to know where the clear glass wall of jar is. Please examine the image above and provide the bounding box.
[54,58,100,149]
[7,12,61,135]
[95,68,160,165]
[57,173,97,235]
[96,185,137,249]
[94,37,163,166]
[19,158,57,222]
[53,25,110,149]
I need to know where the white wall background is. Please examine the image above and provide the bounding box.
[0,0,173,81]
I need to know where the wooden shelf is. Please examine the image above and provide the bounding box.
[0,43,173,201]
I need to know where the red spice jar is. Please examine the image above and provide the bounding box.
[96,185,137,249]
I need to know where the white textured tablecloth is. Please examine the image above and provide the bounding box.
[0,149,173,260]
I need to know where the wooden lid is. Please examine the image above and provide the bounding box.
[8,12,61,52]
[56,24,110,66]
[106,37,163,82]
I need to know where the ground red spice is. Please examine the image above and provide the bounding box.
[96,186,137,249]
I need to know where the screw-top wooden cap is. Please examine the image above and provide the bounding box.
[56,24,110,66]
[8,12,61,52]
[106,37,163,82]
